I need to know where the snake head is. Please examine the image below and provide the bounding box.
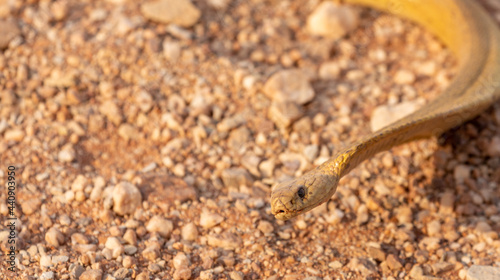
[271,169,339,220]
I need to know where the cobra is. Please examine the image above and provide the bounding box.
[271,0,500,220]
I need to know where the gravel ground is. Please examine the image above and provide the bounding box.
[1,0,500,279]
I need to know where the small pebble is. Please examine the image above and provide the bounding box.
[141,0,201,27]
[112,182,142,215]
[307,2,359,39]
[200,211,224,229]
[181,222,198,241]
[264,69,315,105]
[146,215,174,238]
[45,227,65,247]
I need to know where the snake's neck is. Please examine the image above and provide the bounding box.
[318,139,380,179]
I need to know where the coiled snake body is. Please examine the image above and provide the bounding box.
[271,0,500,220]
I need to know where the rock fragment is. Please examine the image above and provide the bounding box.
[4,128,24,142]
[79,269,103,280]
[0,20,20,49]
[268,102,304,129]
[141,0,201,27]
[221,168,253,188]
[307,2,359,39]
[263,69,315,105]
[45,227,65,247]
[146,215,174,238]
[112,182,142,215]
[181,222,198,241]
[466,265,500,280]
[200,211,224,229]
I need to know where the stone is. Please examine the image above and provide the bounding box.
[52,255,69,264]
[427,220,441,237]
[136,272,149,280]
[4,128,24,142]
[173,268,192,280]
[123,255,134,268]
[229,271,244,280]
[303,145,319,163]
[199,270,214,280]
[114,267,129,279]
[40,255,52,268]
[319,61,341,80]
[306,2,359,39]
[346,257,377,276]
[71,233,89,244]
[136,90,154,112]
[0,1,11,18]
[263,69,315,105]
[259,159,275,178]
[416,61,437,76]
[487,136,500,157]
[70,264,85,279]
[367,246,385,262]
[79,269,103,280]
[432,262,454,274]
[439,191,455,214]
[370,101,421,132]
[0,20,20,49]
[356,204,369,225]
[200,211,224,229]
[394,69,416,84]
[181,222,198,241]
[163,39,181,61]
[146,215,174,238]
[45,69,76,88]
[396,206,413,224]
[173,252,190,269]
[386,254,403,270]
[268,101,304,129]
[99,100,123,125]
[454,164,470,183]
[475,221,492,233]
[74,244,97,253]
[142,245,160,261]
[105,237,122,250]
[141,0,201,27]
[257,220,274,234]
[221,168,253,188]
[41,271,54,280]
[466,265,500,280]
[51,1,68,21]
[123,245,137,255]
[21,197,42,215]
[241,154,261,177]
[410,265,424,278]
[146,175,197,212]
[45,227,65,247]
[112,182,142,215]
[207,232,242,250]
[123,229,137,245]
[58,145,76,162]
[72,175,87,191]
[228,126,250,151]
[118,124,139,141]
[1,90,16,105]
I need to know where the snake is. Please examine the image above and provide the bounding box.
[271,0,500,220]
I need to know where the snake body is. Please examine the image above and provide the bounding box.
[271,0,500,220]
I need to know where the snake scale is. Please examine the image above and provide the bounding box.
[271,0,500,220]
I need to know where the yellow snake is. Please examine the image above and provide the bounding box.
[271,0,500,220]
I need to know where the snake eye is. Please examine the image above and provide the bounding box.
[297,186,306,199]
